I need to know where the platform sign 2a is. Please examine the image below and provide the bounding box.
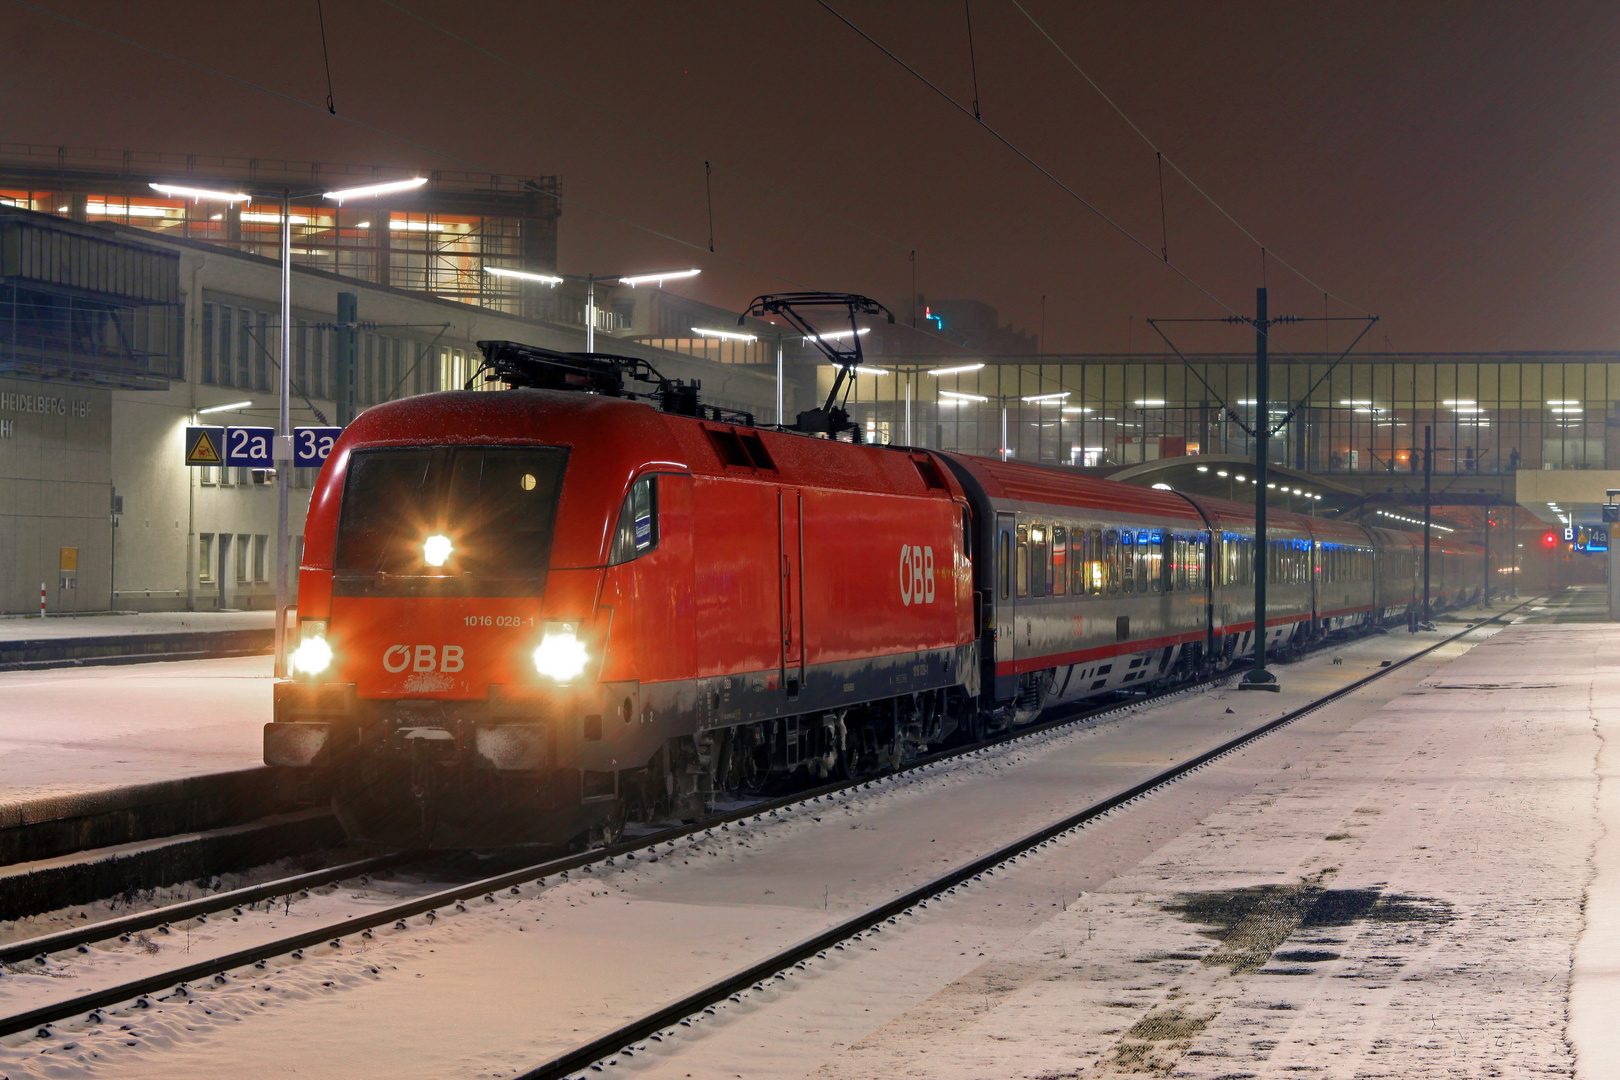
[223,426,276,468]
[184,426,225,467]
[292,426,343,469]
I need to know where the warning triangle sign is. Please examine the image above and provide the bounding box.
[186,428,223,466]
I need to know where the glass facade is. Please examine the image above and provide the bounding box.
[0,145,560,316]
[829,353,1620,475]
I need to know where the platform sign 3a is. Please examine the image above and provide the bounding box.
[223,426,276,468]
[293,426,343,469]
[184,426,225,467]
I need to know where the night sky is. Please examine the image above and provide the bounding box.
[5,0,1616,354]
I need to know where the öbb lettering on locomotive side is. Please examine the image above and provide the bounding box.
[899,545,935,606]
[265,338,1485,850]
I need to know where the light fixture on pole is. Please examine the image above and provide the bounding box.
[153,174,424,679]
[485,267,701,353]
[196,400,254,415]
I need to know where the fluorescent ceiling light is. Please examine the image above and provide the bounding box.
[1339,399,1371,405]
[240,212,310,224]
[389,219,446,231]
[1061,407,1093,414]
[485,266,563,285]
[86,203,174,217]
[693,327,756,341]
[1443,399,1476,405]
[617,268,701,287]
[1152,483,1173,490]
[149,182,249,203]
[928,363,984,376]
[1196,465,1209,472]
[940,391,988,401]
[323,177,428,202]
[1021,392,1069,403]
[1548,399,1581,405]
[1135,399,1167,406]
[197,400,253,414]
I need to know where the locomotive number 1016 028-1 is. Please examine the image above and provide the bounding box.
[462,615,533,628]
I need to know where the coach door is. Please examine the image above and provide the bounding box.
[995,512,1017,669]
[779,488,805,698]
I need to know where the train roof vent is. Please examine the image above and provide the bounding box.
[910,454,948,491]
[706,426,777,471]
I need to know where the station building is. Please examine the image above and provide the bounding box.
[0,147,795,615]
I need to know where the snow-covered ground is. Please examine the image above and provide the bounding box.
[0,605,1572,1080]
[0,655,271,808]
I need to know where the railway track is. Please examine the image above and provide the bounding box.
[0,602,1528,1048]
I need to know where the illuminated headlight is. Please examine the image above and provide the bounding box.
[532,622,588,682]
[423,534,453,567]
[291,620,333,676]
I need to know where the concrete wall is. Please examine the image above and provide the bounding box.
[0,378,113,614]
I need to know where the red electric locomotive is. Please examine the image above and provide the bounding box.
[267,333,1483,848]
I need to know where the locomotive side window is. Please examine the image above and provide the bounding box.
[1052,525,1067,596]
[1016,525,1030,598]
[608,475,659,565]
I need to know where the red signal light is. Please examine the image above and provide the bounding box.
[1542,530,1559,548]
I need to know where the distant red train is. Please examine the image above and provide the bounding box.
[267,343,1483,847]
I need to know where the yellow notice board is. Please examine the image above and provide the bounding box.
[59,547,77,573]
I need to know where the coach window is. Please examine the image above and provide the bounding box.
[1016,525,1030,598]
[1030,525,1048,596]
[1146,531,1162,593]
[1102,530,1118,593]
[1052,525,1067,596]
[1073,528,1087,595]
[609,475,658,564]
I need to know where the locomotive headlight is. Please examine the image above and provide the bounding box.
[423,534,453,567]
[533,622,588,682]
[291,620,333,677]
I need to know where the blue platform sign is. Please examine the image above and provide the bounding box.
[293,426,343,468]
[223,426,276,468]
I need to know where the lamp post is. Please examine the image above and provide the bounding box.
[152,176,426,677]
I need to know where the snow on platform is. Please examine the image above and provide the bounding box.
[0,655,271,810]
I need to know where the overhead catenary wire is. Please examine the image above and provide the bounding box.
[370,0,988,334]
[812,0,1347,382]
[1006,0,1370,317]
[314,0,337,114]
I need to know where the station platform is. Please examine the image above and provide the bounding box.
[0,610,276,671]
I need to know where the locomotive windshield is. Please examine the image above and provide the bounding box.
[334,446,569,578]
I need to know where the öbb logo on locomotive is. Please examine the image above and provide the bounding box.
[899,544,936,606]
[382,644,465,674]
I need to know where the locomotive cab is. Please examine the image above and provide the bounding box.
[268,388,687,848]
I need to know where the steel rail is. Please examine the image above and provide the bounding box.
[0,852,412,967]
[0,603,1522,1042]
[515,598,1536,1080]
